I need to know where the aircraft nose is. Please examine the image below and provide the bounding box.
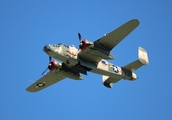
[44,44,51,52]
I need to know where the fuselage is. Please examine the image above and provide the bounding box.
[44,44,136,81]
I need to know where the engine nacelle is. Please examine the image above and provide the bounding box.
[48,60,83,80]
[79,40,114,60]
[80,40,94,50]
[48,60,62,71]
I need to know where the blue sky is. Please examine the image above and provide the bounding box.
[1,0,172,120]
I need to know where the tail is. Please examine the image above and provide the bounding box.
[122,47,149,72]
[102,47,149,88]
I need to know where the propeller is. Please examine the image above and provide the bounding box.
[49,56,52,62]
[78,32,85,49]
[78,32,82,42]
[41,56,52,75]
[76,32,92,53]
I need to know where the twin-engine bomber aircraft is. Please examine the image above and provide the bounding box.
[26,19,149,92]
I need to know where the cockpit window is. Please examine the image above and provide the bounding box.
[55,43,62,47]
[70,45,75,47]
[52,43,69,48]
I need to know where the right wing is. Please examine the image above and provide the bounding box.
[26,72,65,92]
[94,19,139,51]
[78,19,139,64]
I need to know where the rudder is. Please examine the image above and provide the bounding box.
[138,47,149,65]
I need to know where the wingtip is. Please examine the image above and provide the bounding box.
[132,19,140,25]
[26,87,38,92]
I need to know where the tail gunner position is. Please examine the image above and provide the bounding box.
[26,19,149,92]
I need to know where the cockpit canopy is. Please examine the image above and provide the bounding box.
[51,43,75,48]
[44,43,77,53]
[51,43,69,48]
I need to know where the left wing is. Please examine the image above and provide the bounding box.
[26,72,65,92]
[94,19,139,51]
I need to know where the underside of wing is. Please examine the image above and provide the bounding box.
[94,19,140,51]
[122,60,143,72]
[26,72,65,92]
[78,50,102,63]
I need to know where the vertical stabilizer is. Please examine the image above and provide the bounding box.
[102,75,113,88]
[138,47,149,65]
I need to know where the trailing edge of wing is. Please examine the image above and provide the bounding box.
[94,19,140,51]
[26,72,65,92]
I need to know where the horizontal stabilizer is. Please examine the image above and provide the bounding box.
[122,47,149,71]
[102,75,120,88]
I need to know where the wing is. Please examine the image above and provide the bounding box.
[94,19,139,51]
[26,72,65,92]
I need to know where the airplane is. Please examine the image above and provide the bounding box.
[26,19,149,92]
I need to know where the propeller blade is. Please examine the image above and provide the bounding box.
[41,56,52,75]
[78,32,82,42]
[41,67,48,75]
[49,56,52,62]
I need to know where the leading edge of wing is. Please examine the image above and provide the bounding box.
[26,72,65,92]
[94,19,140,51]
